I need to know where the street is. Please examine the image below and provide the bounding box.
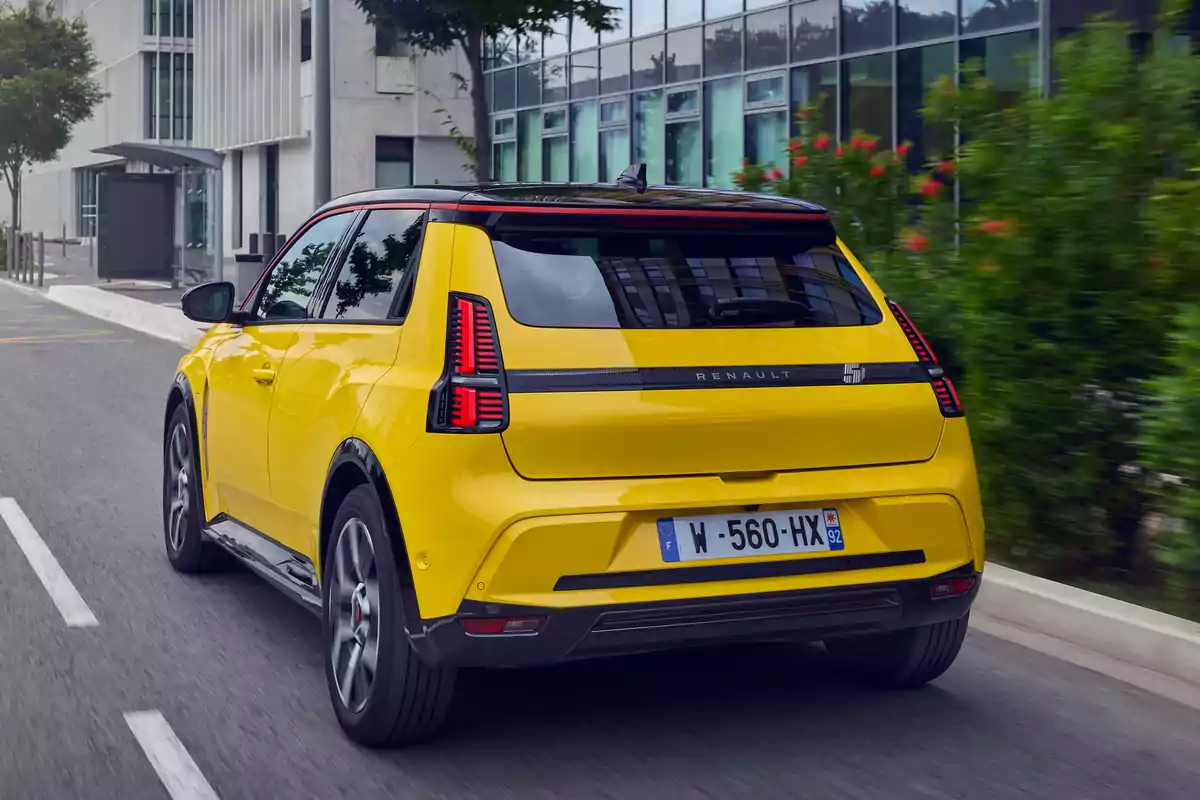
[1,283,1198,800]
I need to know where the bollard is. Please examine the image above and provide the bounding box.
[22,233,31,283]
[62,223,66,257]
[3,225,10,279]
[38,232,45,288]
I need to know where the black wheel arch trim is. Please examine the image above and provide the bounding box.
[165,372,209,525]
[320,438,425,640]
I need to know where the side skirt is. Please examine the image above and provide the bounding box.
[202,515,322,615]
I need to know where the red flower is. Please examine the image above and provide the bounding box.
[835,147,846,157]
[742,158,750,166]
[896,142,912,156]
[871,165,886,178]
[904,231,930,254]
[979,219,1009,236]
[920,179,942,199]
[813,137,830,150]
[937,160,956,175]
[768,167,784,181]
[788,141,803,153]
[863,139,878,152]
[850,137,863,150]
[793,155,808,167]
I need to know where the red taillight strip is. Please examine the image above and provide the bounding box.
[454,298,476,374]
[887,300,938,365]
[429,293,509,433]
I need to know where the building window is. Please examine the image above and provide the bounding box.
[232,150,243,249]
[542,107,569,181]
[301,9,312,62]
[602,0,629,44]
[544,17,570,58]
[376,137,414,187]
[572,15,598,50]
[960,30,1040,105]
[899,0,956,44]
[705,77,743,188]
[144,0,193,37]
[518,63,541,107]
[143,52,193,140]
[791,61,838,138]
[666,26,702,83]
[633,0,665,37]
[494,68,516,111]
[75,167,99,238]
[897,44,955,170]
[634,89,666,184]
[571,101,599,182]
[706,0,741,19]
[493,115,517,181]
[543,58,568,104]
[601,42,631,95]
[792,0,837,62]
[571,50,599,99]
[518,109,542,181]
[666,86,701,185]
[746,8,788,70]
[841,53,893,147]
[632,35,664,89]
[842,0,894,54]
[704,16,744,77]
[962,0,1040,35]
[668,0,703,28]
[599,98,630,181]
[745,74,788,171]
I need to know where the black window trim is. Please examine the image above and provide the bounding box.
[308,203,431,326]
[242,209,361,326]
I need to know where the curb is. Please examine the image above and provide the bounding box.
[976,562,1200,692]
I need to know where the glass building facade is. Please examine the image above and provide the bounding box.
[484,0,1048,186]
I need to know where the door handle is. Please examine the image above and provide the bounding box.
[252,368,276,385]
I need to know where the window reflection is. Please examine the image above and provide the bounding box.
[746,8,788,70]
[704,17,744,76]
[842,0,893,53]
[667,26,703,83]
[841,53,892,147]
[791,0,837,62]
[962,0,1039,34]
[323,211,425,322]
[899,0,955,43]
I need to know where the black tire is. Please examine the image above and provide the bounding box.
[825,614,969,689]
[162,403,219,573]
[323,484,457,747]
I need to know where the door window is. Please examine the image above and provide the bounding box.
[252,213,352,320]
[320,209,426,321]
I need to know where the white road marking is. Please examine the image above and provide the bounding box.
[0,497,98,627]
[125,711,220,800]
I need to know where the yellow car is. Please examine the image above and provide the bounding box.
[165,177,985,747]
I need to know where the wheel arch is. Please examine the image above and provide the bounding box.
[165,372,210,523]
[319,439,423,633]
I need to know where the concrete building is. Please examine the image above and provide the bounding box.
[13,0,474,285]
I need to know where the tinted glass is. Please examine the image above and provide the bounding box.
[571,50,599,99]
[666,27,702,83]
[791,63,838,137]
[322,210,425,321]
[668,0,703,27]
[704,17,743,76]
[493,68,516,112]
[543,58,568,104]
[842,53,892,147]
[842,0,893,53]
[572,16,598,50]
[900,0,955,43]
[601,43,631,94]
[492,231,881,329]
[962,0,1038,34]
[704,78,743,188]
[632,35,665,88]
[960,30,1039,104]
[517,63,540,107]
[745,8,788,70]
[633,0,665,36]
[705,0,741,18]
[602,0,629,42]
[255,214,351,320]
[791,0,837,62]
[898,44,954,169]
[544,17,570,57]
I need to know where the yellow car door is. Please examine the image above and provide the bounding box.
[204,211,357,536]
[265,207,427,563]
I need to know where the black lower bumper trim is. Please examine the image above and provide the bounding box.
[553,549,926,591]
[409,564,979,669]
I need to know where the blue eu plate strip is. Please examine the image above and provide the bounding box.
[657,518,680,562]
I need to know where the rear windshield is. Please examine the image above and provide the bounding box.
[491,228,883,329]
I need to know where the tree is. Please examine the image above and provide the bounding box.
[353,0,616,182]
[0,1,105,229]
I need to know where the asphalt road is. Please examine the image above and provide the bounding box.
[1,283,1199,799]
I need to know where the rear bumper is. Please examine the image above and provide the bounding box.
[410,565,980,668]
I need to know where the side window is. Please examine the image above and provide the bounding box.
[253,213,352,320]
[320,208,425,321]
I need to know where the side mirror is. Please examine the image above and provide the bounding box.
[181,282,237,323]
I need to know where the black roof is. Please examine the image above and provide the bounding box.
[316,182,827,216]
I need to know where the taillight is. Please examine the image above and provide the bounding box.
[428,294,508,433]
[887,299,964,418]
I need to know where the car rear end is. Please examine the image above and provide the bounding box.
[404,195,983,668]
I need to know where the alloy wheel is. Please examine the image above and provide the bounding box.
[166,423,191,554]
[330,517,380,714]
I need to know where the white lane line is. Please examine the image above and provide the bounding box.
[0,497,99,627]
[125,711,220,800]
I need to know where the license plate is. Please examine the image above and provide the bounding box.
[657,507,844,563]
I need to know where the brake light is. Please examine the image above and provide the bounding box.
[428,294,508,433]
[887,299,964,418]
[931,576,976,600]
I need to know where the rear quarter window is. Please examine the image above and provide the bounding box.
[490,227,883,329]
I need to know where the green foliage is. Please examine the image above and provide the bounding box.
[1141,305,1200,589]
[0,1,106,227]
[353,0,617,181]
